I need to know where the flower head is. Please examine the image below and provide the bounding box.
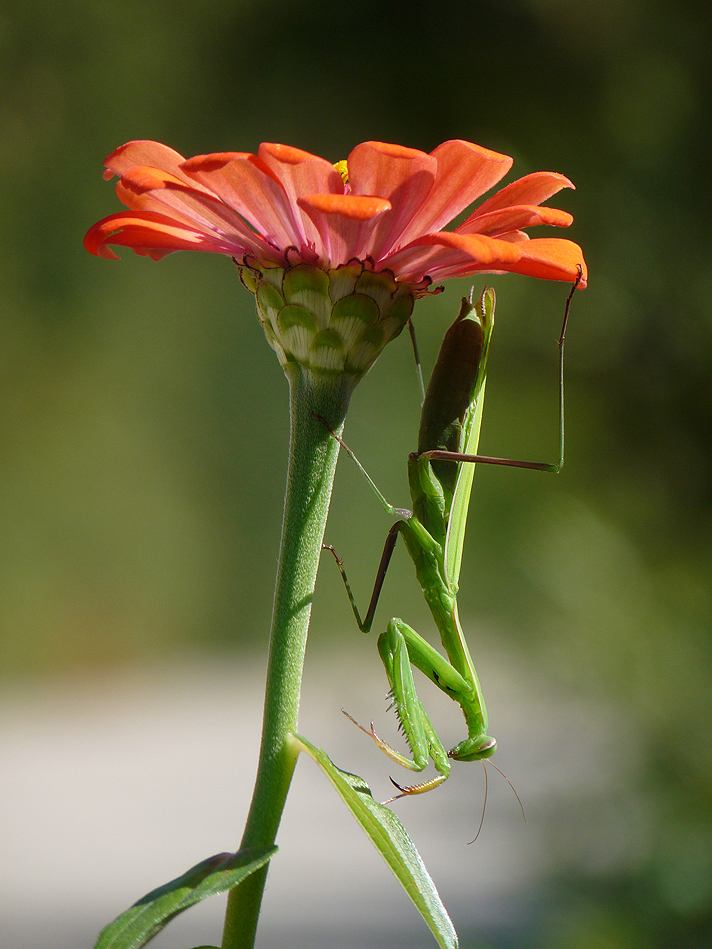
[85,139,586,381]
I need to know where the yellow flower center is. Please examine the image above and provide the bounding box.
[333,160,349,185]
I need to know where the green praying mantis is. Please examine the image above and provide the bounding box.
[321,271,582,799]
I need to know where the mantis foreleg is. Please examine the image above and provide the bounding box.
[345,620,451,796]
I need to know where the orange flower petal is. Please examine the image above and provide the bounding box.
[298,193,391,265]
[509,238,588,286]
[84,211,250,261]
[258,143,345,253]
[257,143,341,184]
[397,140,513,247]
[87,139,586,289]
[299,193,392,220]
[457,204,573,237]
[385,231,523,283]
[102,140,211,191]
[347,141,437,259]
[181,152,305,252]
[348,142,437,198]
[465,171,575,222]
[114,165,282,262]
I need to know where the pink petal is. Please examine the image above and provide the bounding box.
[180,152,306,253]
[396,140,513,247]
[346,141,437,260]
[298,193,392,266]
[457,204,573,237]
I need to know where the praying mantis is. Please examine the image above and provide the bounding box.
[321,272,581,798]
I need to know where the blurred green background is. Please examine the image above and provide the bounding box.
[1,0,711,947]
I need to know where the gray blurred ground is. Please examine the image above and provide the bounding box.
[0,639,632,949]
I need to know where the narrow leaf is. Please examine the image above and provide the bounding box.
[293,734,458,949]
[94,846,276,949]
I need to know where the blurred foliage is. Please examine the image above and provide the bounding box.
[1,0,711,946]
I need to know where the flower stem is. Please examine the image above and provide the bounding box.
[221,366,353,949]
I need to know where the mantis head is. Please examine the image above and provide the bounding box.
[448,734,497,762]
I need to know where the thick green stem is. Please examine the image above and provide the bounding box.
[221,365,353,949]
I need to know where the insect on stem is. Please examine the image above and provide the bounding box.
[321,276,581,810]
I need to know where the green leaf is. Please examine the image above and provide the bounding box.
[293,734,458,949]
[94,846,277,949]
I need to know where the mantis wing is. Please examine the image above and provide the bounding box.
[443,287,496,589]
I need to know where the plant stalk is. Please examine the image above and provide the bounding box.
[221,365,353,949]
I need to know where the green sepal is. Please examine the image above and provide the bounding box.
[278,304,320,363]
[255,279,285,317]
[282,263,331,326]
[93,846,276,949]
[354,267,398,312]
[345,323,387,375]
[328,262,361,301]
[293,734,458,949]
[311,327,347,373]
[330,291,381,327]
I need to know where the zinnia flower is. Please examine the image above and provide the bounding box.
[85,139,586,381]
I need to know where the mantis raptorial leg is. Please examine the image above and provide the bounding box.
[321,271,582,798]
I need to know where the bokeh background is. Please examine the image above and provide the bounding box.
[2,1,711,947]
